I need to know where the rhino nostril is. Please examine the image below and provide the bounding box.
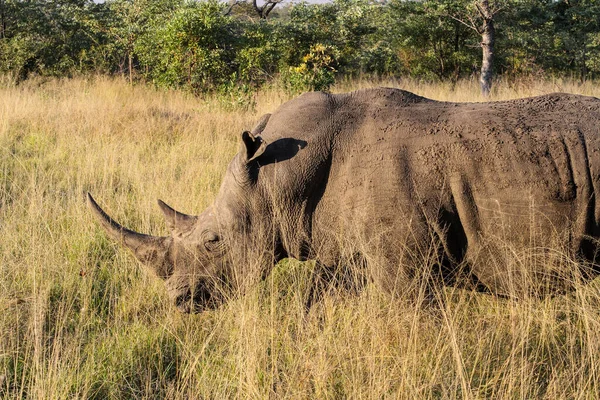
[171,282,215,313]
[174,291,192,313]
[188,284,219,312]
[177,302,191,313]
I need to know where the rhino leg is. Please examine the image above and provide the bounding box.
[304,256,368,310]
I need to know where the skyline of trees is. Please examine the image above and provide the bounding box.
[0,0,598,97]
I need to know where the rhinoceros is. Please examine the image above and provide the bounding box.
[89,88,600,312]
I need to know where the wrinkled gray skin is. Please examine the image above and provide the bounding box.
[89,88,600,312]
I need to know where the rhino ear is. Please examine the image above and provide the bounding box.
[241,130,267,163]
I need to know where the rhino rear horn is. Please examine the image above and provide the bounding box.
[87,193,169,265]
[157,199,198,232]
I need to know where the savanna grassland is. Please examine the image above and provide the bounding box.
[3,76,600,399]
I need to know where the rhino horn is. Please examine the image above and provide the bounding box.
[157,199,198,232]
[87,193,169,265]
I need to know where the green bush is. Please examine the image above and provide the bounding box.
[235,21,282,86]
[283,43,337,93]
[135,0,235,93]
[2,0,599,92]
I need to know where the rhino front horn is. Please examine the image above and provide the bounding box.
[87,193,170,266]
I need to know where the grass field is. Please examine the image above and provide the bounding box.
[2,76,600,399]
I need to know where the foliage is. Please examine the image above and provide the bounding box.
[500,0,600,78]
[278,0,384,77]
[104,0,182,78]
[135,0,234,93]
[385,0,480,80]
[234,20,281,85]
[283,43,337,93]
[0,0,101,79]
[0,0,598,92]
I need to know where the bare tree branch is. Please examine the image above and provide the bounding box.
[491,6,504,17]
[250,0,282,19]
[223,0,242,16]
[467,14,482,33]
[264,0,283,18]
[447,13,481,35]
[475,2,488,20]
[476,0,502,20]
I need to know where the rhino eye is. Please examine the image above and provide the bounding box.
[205,231,219,242]
[203,231,220,251]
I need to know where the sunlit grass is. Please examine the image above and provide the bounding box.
[1,75,600,398]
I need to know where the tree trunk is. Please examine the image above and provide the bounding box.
[581,50,588,82]
[0,0,5,39]
[128,52,133,85]
[479,2,495,97]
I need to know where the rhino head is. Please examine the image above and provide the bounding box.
[88,118,276,313]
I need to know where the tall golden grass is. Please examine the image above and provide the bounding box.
[1,76,600,398]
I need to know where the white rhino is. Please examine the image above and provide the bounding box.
[89,88,600,312]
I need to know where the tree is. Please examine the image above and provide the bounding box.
[225,0,283,20]
[386,0,478,81]
[496,0,600,80]
[0,0,104,80]
[135,0,236,93]
[444,0,504,96]
[552,0,600,80]
[105,0,179,83]
[0,0,6,39]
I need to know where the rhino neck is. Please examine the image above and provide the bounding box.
[257,155,334,263]
[213,178,284,265]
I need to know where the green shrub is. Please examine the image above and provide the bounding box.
[135,0,235,93]
[283,43,337,94]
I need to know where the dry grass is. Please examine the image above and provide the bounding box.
[1,75,600,398]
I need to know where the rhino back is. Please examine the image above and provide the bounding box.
[308,89,600,291]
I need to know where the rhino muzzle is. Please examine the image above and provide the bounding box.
[172,281,214,313]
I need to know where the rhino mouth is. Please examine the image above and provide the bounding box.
[175,282,218,314]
